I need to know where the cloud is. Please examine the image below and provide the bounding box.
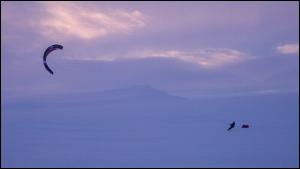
[65,48,248,69]
[276,43,299,55]
[37,2,145,40]
[135,48,247,69]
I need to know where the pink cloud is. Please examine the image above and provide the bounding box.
[37,2,145,40]
[276,43,299,55]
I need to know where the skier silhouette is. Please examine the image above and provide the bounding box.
[227,121,235,131]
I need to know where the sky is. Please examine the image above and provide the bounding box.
[1,1,299,99]
[1,2,299,168]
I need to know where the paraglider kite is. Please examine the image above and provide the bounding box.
[43,44,63,74]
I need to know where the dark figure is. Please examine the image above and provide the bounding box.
[227,121,235,131]
[241,124,249,128]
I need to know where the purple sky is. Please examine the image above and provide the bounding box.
[1,1,299,99]
[1,2,299,168]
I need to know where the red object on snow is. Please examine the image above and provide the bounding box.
[241,124,249,128]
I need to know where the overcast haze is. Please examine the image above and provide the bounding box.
[1,1,299,168]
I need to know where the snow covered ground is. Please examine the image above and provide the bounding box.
[1,86,299,167]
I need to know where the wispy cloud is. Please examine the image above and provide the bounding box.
[37,2,145,40]
[135,48,247,69]
[276,43,299,55]
[65,48,248,69]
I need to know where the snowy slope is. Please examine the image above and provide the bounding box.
[1,86,299,167]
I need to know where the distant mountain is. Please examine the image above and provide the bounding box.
[95,85,186,101]
[4,85,188,109]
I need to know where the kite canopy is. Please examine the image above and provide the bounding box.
[43,44,63,74]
